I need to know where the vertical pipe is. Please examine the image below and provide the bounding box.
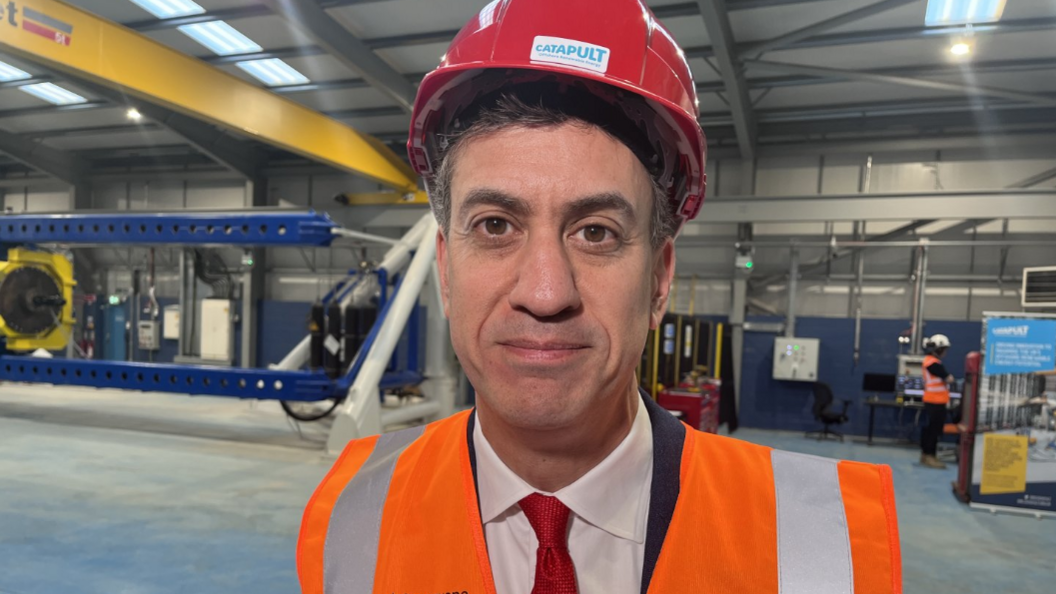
[714,322,724,381]
[853,251,864,367]
[130,269,139,362]
[785,248,798,338]
[966,226,977,320]
[178,249,196,358]
[909,244,929,355]
[650,324,661,399]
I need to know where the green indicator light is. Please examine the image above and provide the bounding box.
[745,261,753,268]
[794,345,800,351]
[108,295,120,305]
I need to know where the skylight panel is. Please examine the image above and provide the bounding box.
[178,21,263,56]
[0,60,32,83]
[128,0,205,19]
[236,59,311,87]
[925,0,1007,27]
[19,82,87,105]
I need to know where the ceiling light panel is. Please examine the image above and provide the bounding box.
[925,0,1007,26]
[19,82,88,105]
[0,60,32,82]
[236,59,311,86]
[178,21,263,56]
[128,0,205,19]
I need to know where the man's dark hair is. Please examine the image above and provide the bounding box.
[427,92,679,249]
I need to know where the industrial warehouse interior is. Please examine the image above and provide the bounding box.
[1,0,1055,593]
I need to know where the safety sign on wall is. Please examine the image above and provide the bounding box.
[984,318,1056,376]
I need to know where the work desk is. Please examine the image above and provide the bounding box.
[864,396,924,445]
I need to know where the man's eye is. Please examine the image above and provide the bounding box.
[483,218,509,235]
[578,225,611,243]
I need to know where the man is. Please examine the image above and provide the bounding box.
[298,1,902,593]
[921,334,955,469]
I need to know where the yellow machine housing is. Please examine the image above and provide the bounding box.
[0,248,76,351]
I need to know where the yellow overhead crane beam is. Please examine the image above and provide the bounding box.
[0,0,420,193]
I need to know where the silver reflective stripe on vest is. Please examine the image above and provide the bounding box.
[323,425,425,594]
[772,450,854,594]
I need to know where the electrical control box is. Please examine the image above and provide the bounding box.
[137,321,161,351]
[200,299,233,362]
[163,305,180,340]
[772,337,820,382]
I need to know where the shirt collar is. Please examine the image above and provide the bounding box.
[473,396,654,544]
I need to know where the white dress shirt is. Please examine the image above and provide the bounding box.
[473,397,654,594]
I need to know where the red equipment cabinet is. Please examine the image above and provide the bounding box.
[658,384,720,434]
[953,351,982,502]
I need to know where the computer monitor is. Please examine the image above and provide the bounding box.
[896,374,962,400]
[896,375,924,395]
[862,373,897,393]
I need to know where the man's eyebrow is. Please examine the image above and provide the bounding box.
[458,189,533,224]
[562,192,637,224]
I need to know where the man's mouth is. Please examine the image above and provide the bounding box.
[498,339,590,363]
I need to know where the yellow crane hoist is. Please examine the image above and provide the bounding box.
[0,248,76,351]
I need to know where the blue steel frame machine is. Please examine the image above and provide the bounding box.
[0,210,452,450]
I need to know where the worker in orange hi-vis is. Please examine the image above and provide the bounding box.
[296,1,903,593]
[921,334,955,469]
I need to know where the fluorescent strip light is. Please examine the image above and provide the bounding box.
[178,21,262,56]
[19,82,88,105]
[925,0,1006,26]
[236,59,311,86]
[0,60,32,82]
[128,0,205,19]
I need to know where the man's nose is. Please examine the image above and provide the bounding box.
[507,233,581,318]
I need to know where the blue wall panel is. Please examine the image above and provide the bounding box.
[258,301,312,367]
[737,316,983,438]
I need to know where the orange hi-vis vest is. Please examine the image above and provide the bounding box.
[922,354,951,405]
[298,395,902,594]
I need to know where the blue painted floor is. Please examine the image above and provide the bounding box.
[1,385,1053,593]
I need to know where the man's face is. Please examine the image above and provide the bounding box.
[436,122,675,431]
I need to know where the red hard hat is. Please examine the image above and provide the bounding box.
[407,0,707,227]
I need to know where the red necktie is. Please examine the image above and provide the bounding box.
[519,493,578,594]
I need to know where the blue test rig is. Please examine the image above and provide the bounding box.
[0,210,431,419]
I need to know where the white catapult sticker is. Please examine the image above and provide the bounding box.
[530,36,611,74]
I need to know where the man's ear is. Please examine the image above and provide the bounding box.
[649,239,675,330]
[435,228,452,318]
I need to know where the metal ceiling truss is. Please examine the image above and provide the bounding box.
[25,124,164,140]
[0,102,108,120]
[0,127,86,185]
[39,70,266,179]
[746,61,1056,108]
[257,0,417,111]
[750,219,937,289]
[686,16,1056,59]
[710,57,1056,94]
[122,0,839,34]
[695,0,756,160]
[740,0,917,58]
[702,190,1056,223]
[0,76,52,89]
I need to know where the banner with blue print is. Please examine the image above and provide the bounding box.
[984,318,1056,376]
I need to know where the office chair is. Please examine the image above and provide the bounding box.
[806,382,851,442]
